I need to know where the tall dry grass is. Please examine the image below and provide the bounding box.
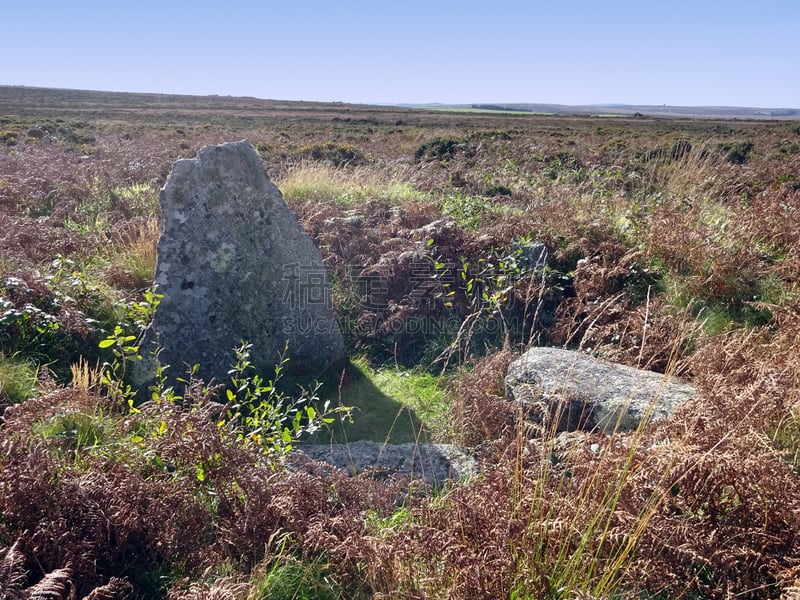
[277,160,427,206]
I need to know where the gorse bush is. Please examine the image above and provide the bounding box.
[297,141,367,167]
[414,135,466,161]
[1,130,18,145]
[718,139,754,164]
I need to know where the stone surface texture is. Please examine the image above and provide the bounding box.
[297,441,474,487]
[505,347,696,433]
[145,140,344,385]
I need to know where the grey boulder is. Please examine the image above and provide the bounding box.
[505,347,696,434]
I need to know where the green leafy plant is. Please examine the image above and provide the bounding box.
[217,342,351,459]
[98,289,162,408]
[432,236,546,368]
[99,324,142,407]
[438,193,492,229]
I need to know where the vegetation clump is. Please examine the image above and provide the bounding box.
[414,135,467,161]
[718,139,755,164]
[297,141,367,166]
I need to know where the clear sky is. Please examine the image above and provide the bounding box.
[3,1,798,108]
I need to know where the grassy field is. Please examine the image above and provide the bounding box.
[2,86,800,598]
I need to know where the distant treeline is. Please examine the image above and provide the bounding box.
[471,104,532,112]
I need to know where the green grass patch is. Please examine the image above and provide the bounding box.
[249,555,343,600]
[278,163,428,205]
[0,353,38,404]
[315,358,449,445]
[33,410,115,463]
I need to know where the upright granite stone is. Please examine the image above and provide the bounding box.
[144,140,344,385]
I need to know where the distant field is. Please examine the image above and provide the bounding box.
[413,101,800,120]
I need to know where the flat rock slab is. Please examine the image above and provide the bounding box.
[297,441,474,487]
[140,140,343,386]
[505,347,696,434]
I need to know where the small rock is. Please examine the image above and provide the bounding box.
[297,440,475,487]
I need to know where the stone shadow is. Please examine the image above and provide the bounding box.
[309,359,427,445]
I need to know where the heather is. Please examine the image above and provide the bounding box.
[1,87,800,598]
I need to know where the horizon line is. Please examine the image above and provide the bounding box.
[2,84,799,114]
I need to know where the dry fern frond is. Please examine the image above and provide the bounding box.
[27,565,75,600]
[83,577,134,600]
[166,575,249,600]
[0,538,27,592]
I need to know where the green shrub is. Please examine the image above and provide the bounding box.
[483,184,513,197]
[777,142,800,155]
[297,142,366,167]
[439,193,491,228]
[56,124,95,145]
[718,140,754,164]
[217,342,351,458]
[414,136,465,161]
[0,130,18,146]
[542,150,584,180]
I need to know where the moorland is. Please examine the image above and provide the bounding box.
[1,85,800,599]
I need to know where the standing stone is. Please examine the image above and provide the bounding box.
[141,140,344,386]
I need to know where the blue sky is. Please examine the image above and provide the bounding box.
[3,1,798,108]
